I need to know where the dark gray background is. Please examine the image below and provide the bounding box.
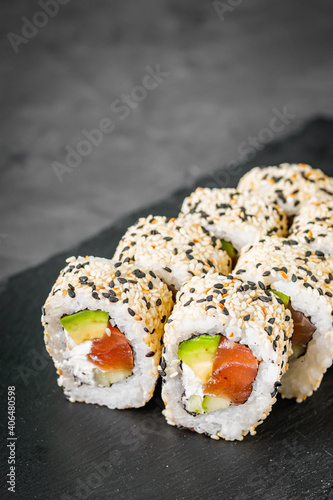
[1,0,333,279]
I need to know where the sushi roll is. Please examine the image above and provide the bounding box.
[161,273,293,441]
[290,200,333,256]
[238,163,333,216]
[113,215,231,294]
[235,237,333,402]
[42,256,173,409]
[179,187,287,261]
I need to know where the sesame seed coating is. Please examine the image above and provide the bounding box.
[113,215,231,290]
[42,256,174,409]
[179,187,287,251]
[290,199,333,256]
[162,272,293,441]
[238,163,333,216]
[235,236,333,300]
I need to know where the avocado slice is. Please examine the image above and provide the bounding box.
[202,395,230,413]
[221,239,238,259]
[178,334,221,384]
[60,310,109,344]
[269,289,290,306]
[94,368,132,386]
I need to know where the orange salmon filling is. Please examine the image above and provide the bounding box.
[88,324,134,372]
[203,336,259,405]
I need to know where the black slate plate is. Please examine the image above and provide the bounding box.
[2,117,333,500]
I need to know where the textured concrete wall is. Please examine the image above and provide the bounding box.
[1,0,333,279]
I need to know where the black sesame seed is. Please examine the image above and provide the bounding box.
[190,288,195,293]
[102,292,110,298]
[109,296,119,303]
[145,351,155,357]
[114,262,122,268]
[133,269,146,279]
[156,298,162,306]
[259,296,270,302]
[206,305,216,311]
[79,276,88,282]
[109,280,115,288]
[258,281,265,290]
[118,278,127,284]
[222,308,229,315]
[68,288,76,298]
[214,283,223,289]
[197,298,206,303]
[164,267,172,273]
[206,295,213,301]
[144,327,149,333]
[243,314,250,321]
[149,271,157,279]
[148,281,153,290]
[268,318,275,324]
[161,315,167,323]
[92,292,100,300]
[291,274,297,282]
[128,308,135,317]
[265,326,273,336]
[123,298,129,304]
[263,271,271,277]
[115,271,121,277]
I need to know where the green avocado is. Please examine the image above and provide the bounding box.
[178,334,221,383]
[269,289,290,306]
[221,239,238,259]
[60,310,109,344]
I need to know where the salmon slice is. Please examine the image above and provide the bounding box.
[203,336,259,405]
[88,324,134,372]
[288,305,316,348]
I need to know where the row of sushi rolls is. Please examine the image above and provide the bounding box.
[42,163,333,441]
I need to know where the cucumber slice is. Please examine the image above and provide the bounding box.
[94,368,132,386]
[202,395,230,413]
[221,239,238,259]
[289,344,306,361]
[269,289,290,306]
[187,395,203,414]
